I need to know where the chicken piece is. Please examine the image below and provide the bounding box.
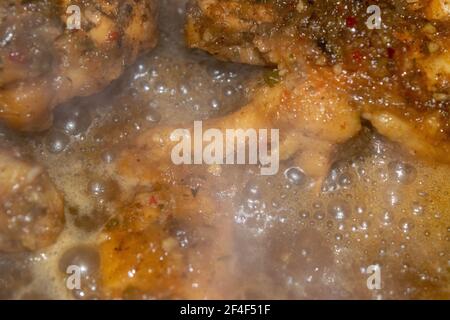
[99,169,237,299]
[0,0,158,131]
[0,146,64,252]
[186,0,277,65]
[117,33,361,183]
[363,106,450,163]
[186,0,450,167]
[117,69,361,182]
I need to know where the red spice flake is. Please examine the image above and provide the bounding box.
[9,51,26,63]
[149,195,158,206]
[346,16,357,28]
[387,47,395,59]
[107,31,119,42]
[352,50,363,63]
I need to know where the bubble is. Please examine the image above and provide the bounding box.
[284,167,306,186]
[88,179,119,201]
[207,64,223,80]
[101,151,115,164]
[155,82,167,94]
[59,245,100,275]
[384,189,401,207]
[223,85,234,96]
[59,245,100,300]
[381,210,394,226]
[243,181,263,211]
[399,218,414,233]
[299,211,310,219]
[411,202,424,216]
[313,201,322,209]
[322,180,338,193]
[356,205,366,215]
[327,199,351,221]
[209,98,221,110]
[45,130,70,154]
[357,167,367,177]
[145,109,161,123]
[388,161,417,185]
[245,182,260,198]
[314,211,325,220]
[179,84,189,95]
[338,172,353,188]
[360,220,370,231]
[376,167,389,182]
[55,106,92,136]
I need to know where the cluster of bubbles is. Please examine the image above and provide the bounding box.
[5,0,264,300]
[232,128,449,298]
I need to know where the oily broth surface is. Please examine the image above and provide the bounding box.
[0,0,448,299]
[233,128,450,299]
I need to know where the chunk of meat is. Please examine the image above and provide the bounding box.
[186,0,450,166]
[99,172,237,299]
[117,61,361,182]
[363,106,450,163]
[186,0,277,65]
[0,0,158,131]
[0,147,64,252]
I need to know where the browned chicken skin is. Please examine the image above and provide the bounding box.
[186,0,450,168]
[111,0,450,186]
[99,170,237,299]
[0,0,158,131]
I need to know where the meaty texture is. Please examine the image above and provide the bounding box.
[185,0,450,167]
[99,166,238,299]
[0,146,64,252]
[0,0,158,131]
[116,59,361,181]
